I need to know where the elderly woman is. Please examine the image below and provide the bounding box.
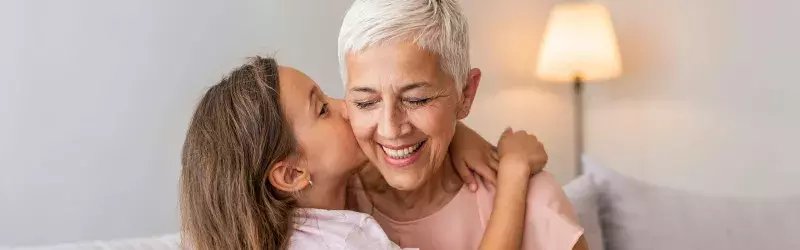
[340,0,589,249]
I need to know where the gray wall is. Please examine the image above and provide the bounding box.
[585,0,800,197]
[0,0,354,246]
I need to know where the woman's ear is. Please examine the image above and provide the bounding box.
[268,160,311,193]
[458,68,482,119]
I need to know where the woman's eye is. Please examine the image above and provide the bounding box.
[405,98,432,106]
[354,100,377,109]
[318,103,329,117]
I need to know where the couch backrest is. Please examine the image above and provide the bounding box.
[3,234,180,250]
[581,157,800,250]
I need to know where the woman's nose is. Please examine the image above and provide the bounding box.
[377,106,412,139]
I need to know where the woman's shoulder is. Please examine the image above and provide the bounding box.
[478,171,570,209]
[477,171,584,249]
[525,171,574,211]
[523,172,585,249]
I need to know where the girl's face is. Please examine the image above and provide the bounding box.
[278,66,367,182]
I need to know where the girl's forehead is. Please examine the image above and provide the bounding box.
[278,67,316,117]
[278,67,314,95]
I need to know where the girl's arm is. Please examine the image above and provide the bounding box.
[479,128,547,250]
[449,121,546,191]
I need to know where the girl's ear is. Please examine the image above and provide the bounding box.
[268,160,311,192]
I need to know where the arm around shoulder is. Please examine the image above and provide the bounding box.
[524,172,585,250]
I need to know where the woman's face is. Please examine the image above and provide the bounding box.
[343,43,467,191]
[278,66,367,182]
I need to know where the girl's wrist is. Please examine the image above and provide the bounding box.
[498,155,532,180]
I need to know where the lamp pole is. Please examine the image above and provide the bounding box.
[573,76,584,175]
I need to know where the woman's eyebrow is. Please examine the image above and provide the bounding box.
[398,82,431,93]
[350,86,377,94]
[349,82,431,94]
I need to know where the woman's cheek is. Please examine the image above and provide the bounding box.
[348,111,376,141]
[409,105,456,133]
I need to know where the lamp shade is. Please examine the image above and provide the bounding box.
[536,2,622,82]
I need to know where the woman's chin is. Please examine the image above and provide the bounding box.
[382,173,424,191]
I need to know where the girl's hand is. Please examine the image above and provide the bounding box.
[497,128,548,178]
[450,124,549,192]
[450,122,499,192]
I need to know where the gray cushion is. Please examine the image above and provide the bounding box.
[583,157,800,250]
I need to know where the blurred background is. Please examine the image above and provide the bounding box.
[2,0,798,248]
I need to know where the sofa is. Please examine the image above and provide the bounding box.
[567,157,800,250]
[2,234,180,250]
[8,158,800,250]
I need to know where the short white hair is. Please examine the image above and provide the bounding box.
[338,0,470,89]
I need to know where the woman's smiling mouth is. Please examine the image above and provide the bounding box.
[379,140,427,167]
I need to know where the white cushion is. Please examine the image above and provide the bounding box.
[563,174,606,250]
[583,157,800,250]
[5,234,180,250]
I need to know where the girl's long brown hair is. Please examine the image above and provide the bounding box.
[180,56,297,250]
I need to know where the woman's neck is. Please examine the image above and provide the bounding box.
[360,154,463,222]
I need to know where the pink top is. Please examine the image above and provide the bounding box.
[348,172,584,250]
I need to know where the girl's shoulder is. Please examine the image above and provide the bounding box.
[290,209,407,250]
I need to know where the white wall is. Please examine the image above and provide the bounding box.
[585,0,800,197]
[0,0,353,246]
[461,0,578,184]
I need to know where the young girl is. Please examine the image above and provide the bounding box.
[179,56,547,250]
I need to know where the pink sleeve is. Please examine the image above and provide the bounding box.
[522,172,584,250]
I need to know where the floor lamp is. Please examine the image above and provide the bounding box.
[535,2,623,175]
